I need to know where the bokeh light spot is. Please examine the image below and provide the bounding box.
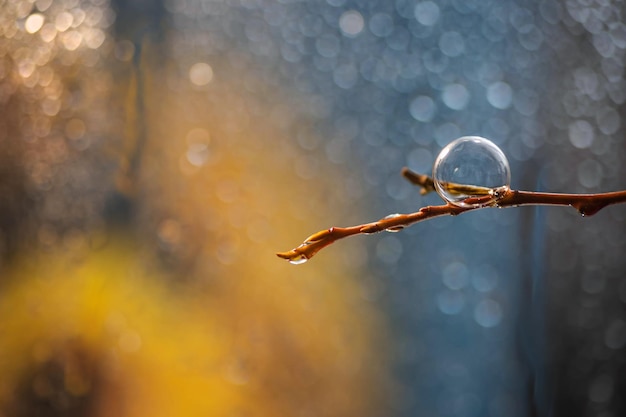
[409,95,436,122]
[189,62,214,86]
[39,22,57,42]
[439,31,464,57]
[604,319,626,350]
[437,290,465,315]
[588,374,614,403]
[315,34,341,58]
[339,10,364,37]
[442,261,469,290]
[472,264,499,292]
[375,235,403,265]
[486,81,513,109]
[474,299,503,328]
[25,13,45,34]
[115,40,135,62]
[369,13,393,37]
[568,120,595,149]
[62,30,83,51]
[333,64,358,89]
[65,118,86,140]
[577,158,603,188]
[442,83,470,110]
[595,107,621,135]
[414,1,440,26]
[406,148,432,173]
[55,11,73,32]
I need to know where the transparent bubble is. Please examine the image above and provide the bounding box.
[433,136,511,208]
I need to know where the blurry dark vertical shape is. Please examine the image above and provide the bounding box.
[0,44,36,263]
[105,0,167,227]
[517,166,550,417]
[0,111,34,262]
[536,2,626,416]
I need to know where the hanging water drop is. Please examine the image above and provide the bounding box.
[383,213,405,232]
[288,254,309,265]
[432,136,510,208]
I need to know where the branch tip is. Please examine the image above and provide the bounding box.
[401,167,436,195]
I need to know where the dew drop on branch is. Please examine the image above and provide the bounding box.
[288,253,308,265]
[383,213,405,233]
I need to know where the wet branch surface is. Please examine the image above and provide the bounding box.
[277,168,626,264]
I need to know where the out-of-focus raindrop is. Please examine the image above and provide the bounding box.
[409,95,436,122]
[604,319,626,350]
[369,13,393,38]
[437,290,465,315]
[577,158,603,188]
[55,11,73,32]
[486,81,513,109]
[25,13,45,34]
[333,64,358,89]
[62,30,83,51]
[65,118,86,140]
[186,143,209,167]
[115,40,135,61]
[439,31,464,57]
[376,235,403,264]
[568,119,595,148]
[442,261,469,290]
[414,1,440,27]
[406,148,432,173]
[595,107,621,135]
[588,374,614,403]
[315,33,340,58]
[474,299,503,328]
[189,62,214,86]
[339,10,364,37]
[442,83,470,110]
[39,22,57,42]
[472,264,499,292]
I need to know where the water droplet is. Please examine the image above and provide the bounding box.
[383,213,405,232]
[288,254,308,265]
[432,136,511,208]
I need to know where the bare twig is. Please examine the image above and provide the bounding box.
[277,168,626,264]
[401,167,435,195]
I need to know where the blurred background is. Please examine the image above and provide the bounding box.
[0,0,625,416]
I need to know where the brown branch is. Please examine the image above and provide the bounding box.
[401,167,436,195]
[277,168,626,264]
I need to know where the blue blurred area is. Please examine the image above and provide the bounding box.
[128,0,626,416]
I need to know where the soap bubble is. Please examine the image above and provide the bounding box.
[432,136,511,208]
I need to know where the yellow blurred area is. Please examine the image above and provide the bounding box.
[0,8,389,416]
[0,242,238,417]
[0,238,385,417]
